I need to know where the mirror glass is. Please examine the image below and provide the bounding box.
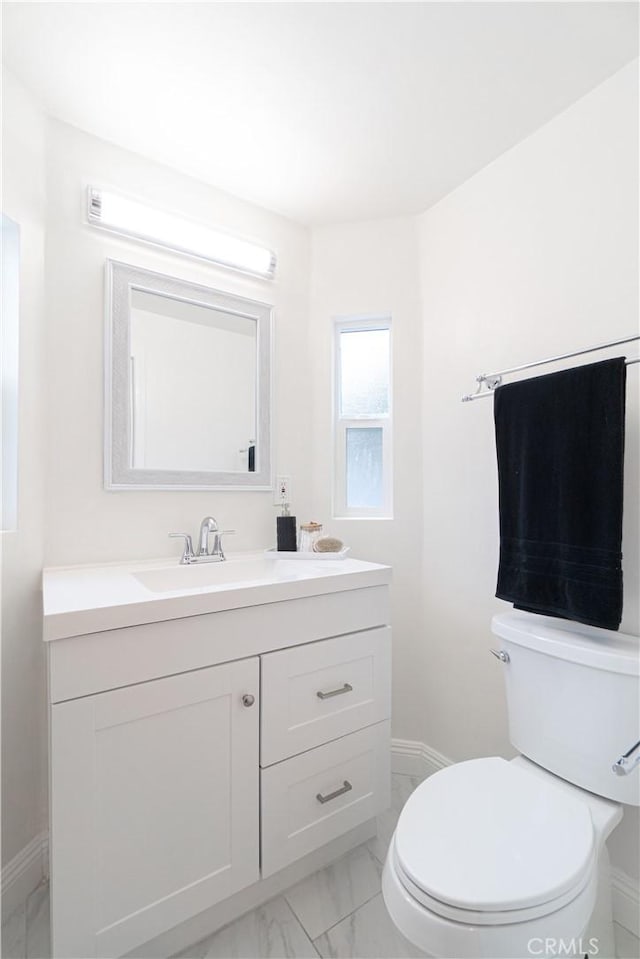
[106,261,272,489]
[130,290,257,473]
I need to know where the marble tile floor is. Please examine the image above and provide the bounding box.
[2,879,50,959]
[3,773,639,959]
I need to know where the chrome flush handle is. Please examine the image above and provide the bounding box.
[489,648,510,663]
[612,739,640,776]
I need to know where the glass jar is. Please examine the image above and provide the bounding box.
[298,521,323,552]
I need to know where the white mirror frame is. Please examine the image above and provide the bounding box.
[105,260,273,490]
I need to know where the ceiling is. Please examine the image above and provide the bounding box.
[2,2,638,225]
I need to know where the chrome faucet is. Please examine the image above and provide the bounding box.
[169,517,235,564]
[199,516,218,556]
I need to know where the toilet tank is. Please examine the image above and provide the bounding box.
[492,612,640,806]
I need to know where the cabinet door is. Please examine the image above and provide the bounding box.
[50,658,259,958]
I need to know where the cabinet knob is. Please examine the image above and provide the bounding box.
[242,693,255,707]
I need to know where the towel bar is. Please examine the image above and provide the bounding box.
[462,333,639,402]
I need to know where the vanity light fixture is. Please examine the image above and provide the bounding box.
[87,187,276,279]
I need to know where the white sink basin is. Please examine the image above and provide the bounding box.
[133,557,286,593]
[42,551,392,641]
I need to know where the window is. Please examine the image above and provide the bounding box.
[333,317,392,518]
[1,214,20,531]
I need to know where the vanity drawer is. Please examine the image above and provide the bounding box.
[261,721,390,877]
[260,627,391,766]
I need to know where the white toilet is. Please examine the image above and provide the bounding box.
[382,611,639,959]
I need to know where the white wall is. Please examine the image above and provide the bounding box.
[309,217,426,742]
[44,119,312,567]
[418,61,639,878]
[0,69,48,868]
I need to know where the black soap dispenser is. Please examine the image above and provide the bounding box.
[276,499,297,552]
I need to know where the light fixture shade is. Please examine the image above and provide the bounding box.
[87,187,276,279]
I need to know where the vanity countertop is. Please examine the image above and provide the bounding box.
[42,552,392,642]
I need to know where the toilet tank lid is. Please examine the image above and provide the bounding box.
[492,612,639,675]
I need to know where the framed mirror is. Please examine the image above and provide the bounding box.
[105,260,272,489]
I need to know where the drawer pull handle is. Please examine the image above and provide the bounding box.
[316,780,353,804]
[316,683,353,700]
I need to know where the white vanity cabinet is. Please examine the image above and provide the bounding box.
[50,659,259,958]
[44,565,391,959]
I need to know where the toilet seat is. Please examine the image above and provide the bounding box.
[392,842,595,926]
[382,843,599,959]
[394,757,595,923]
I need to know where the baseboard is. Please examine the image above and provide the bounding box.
[392,738,640,938]
[391,737,450,777]
[1,831,48,922]
[611,866,640,938]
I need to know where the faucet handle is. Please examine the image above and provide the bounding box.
[212,530,235,561]
[169,533,195,565]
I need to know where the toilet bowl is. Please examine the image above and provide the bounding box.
[382,611,639,959]
[382,756,621,958]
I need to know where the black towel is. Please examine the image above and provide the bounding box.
[494,357,626,631]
